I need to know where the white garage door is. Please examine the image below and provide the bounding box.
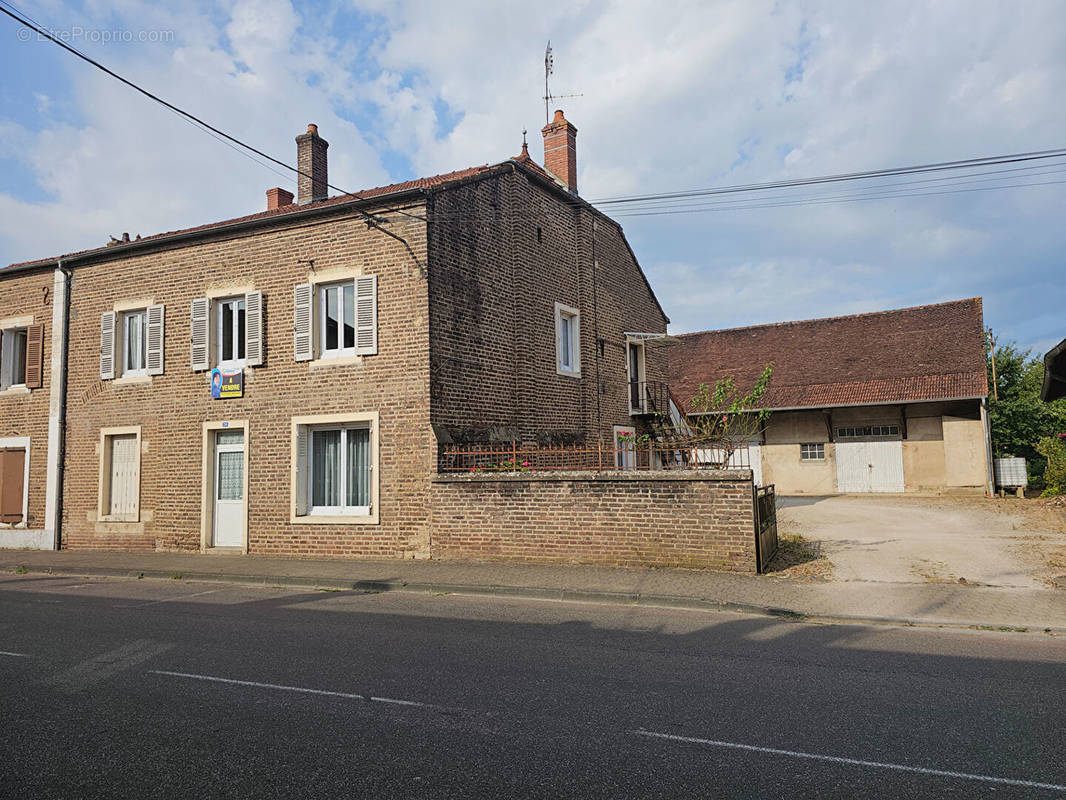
[835,440,904,493]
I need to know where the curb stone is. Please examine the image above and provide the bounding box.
[5,563,1065,635]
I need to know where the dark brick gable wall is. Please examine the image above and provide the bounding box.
[427,167,670,449]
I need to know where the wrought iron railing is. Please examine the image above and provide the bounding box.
[438,440,752,473]
[629,380,671,415]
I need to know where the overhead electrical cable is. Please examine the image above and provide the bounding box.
[0,0,429,226]
[4,0,1065,229]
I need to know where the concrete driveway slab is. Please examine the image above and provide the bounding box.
[777,495,1063,588]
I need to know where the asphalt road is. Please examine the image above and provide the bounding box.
[1,574,1065,799]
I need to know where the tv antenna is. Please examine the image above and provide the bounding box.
[543,41,583,124]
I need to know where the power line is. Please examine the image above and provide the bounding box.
[0,0,429,226]
[611,176,1066,218]
[588,148,1066,206]
[5,0,1065,230]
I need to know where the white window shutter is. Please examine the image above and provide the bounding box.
[146,304,165,376]
[245,290,264,367]
[293,283,313,362]
[190,298,210,371]
[100,311,116,380]
[355,275,377,356]
[295,425,309,516]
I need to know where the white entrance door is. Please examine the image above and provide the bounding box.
[212,429,245,547]
[835,440,904,493]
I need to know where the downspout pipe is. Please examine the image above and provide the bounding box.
[43,260,71,549]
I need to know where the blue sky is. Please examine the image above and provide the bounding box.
[1,0,1064,354]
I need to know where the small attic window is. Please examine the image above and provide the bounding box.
[536,227,543,243]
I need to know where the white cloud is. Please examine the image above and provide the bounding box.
[2,0,1064,351]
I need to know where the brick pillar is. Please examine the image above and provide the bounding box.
[295,123,329,204]
[541,109,577,194]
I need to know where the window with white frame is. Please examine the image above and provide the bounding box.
[0,327,27,389]
[292,413,378,522]
[319,282,356,358]
[555,302,580,376]
[217,297,246,366]
[293,276,376,363]
[800,443,825,460]
[122,310,147,376]
[309,425,371,513]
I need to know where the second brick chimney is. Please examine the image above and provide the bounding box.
[296,123,329,204]
[266,187,295,210]
[541,109,578,194]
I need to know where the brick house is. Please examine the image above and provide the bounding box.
[1,113,720,563]
[0,263,66,548]
[667,299,993,495]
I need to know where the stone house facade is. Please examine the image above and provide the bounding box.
[1,115,684,562]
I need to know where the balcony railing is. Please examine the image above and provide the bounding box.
[629,380,671,416]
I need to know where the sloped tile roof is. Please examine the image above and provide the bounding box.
[4,163,503,271]
[668,298,989,411]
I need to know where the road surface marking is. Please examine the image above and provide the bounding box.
[151,670,439,708]
[632,729,1066,792]
[50,639,172,693]
[0,650,29,658]
[129,589,219,607]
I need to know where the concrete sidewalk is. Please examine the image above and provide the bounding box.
[2,549,1065,631]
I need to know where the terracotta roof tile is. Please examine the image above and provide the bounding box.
[667,298,988,411]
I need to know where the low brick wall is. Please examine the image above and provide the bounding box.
[430,470,757,572]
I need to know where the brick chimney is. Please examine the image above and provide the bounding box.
[295,123,329,204]
[266,187,295,210]
[541,109,577,194]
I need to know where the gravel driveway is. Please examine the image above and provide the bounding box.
[776,495,1065,588]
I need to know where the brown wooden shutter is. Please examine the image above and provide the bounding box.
[24,324,44,389]
[0,448,26,524]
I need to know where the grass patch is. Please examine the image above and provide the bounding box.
[13,565,28,575]
[765,533,834,580]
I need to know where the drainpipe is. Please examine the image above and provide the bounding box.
[43,260,71,549]
[981,397,994,497]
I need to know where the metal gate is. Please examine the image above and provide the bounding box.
[754,484,778,574]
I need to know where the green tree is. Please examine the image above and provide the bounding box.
[668,365,774,468]
[987,337,1066,488]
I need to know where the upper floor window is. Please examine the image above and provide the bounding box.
[0,327,27,389]
[190,292,262,372]
[555,302,580,377]
[627,339,647,414]
[320,282,355,358]
[122,310,147,377]
[293,276,377,363]
[218,297,247,366]
[101,306,163,381]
